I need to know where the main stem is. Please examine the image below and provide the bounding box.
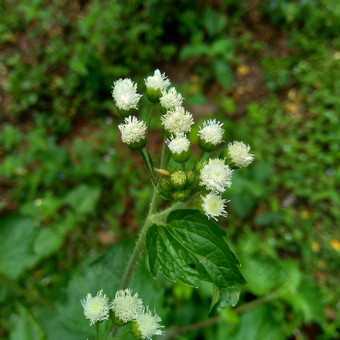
[120,188,159,289]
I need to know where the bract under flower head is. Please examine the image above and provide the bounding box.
[228,141,254,168]
[159,87,183,111]
[161,106,194,135]
[145,69,170,91]
[135,308,164,340]
[118,116,147,149]
[110,288,144,323]
[81,290,109,326]
[199,158,233,193]
[198,119,224,145]
[112,78,142,111]
[166,133,190,154]
[201,192,228,220]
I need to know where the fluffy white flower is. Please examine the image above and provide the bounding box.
[201,192,228,220]
[110,288,144,323]
[166,133,190,154]
[161,106,194,134]
[198,119,224,145]
[112,78,142,111]
[145,69,170,91]
[199,158,233,193]
[135,308,164,340]
[159,87,183,110]
[118,116,147,145]
[81,290,110,326]
[228,141,254,167]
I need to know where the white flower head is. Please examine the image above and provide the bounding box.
[166,133,190,154]
[118,116,147,145]
[198,119,224,145]
[228,141,254,168]
[201,192,228,221]
[135,308,164,340]
[199,158,233,193]
[161,106,194,134]
[112,78,142,111]
[81,290,110,326]
[160,87,183,110]
[110,288,144,323]
[145,69,170,91]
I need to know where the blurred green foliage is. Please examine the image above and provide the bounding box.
[0,0,339,339]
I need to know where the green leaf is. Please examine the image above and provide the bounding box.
[0,215,39,279]
[223,304,287,340]
[146,209,245,312]
[10,304,45,340]
[64,185,101,215]
[213,59,233,89]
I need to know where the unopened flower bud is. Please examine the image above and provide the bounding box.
[170,171,187,190]
[186,171,199,190]
[171,189,191,202]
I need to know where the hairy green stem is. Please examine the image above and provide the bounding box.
[120,189,159,290]
[139,148,156,187]
[164,291,281,339]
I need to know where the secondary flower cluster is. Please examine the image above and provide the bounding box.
[112,70,254,221]
[81,289,163,339]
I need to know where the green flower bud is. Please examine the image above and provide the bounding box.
[187,171,199,190]
[194,159,208,174]
[159,177,173,193]
[170,171,187,190]
[172,189,191,202]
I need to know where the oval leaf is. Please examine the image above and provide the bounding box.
[146,209,245,311]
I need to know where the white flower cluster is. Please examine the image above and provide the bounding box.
[199,159,233,220]
[81,290,110,326]
[111,71,255,222]
[228,141,254,168]
[166,133,190,154]
[135,307,164,340]
[160,87,183,110]
[199,158,233,193]
[201,192,228,221]
[81,289,164,339]
[198,119,224,146]
[145,69,170,92]
[112,78,142,111]
[161,106,194,135]
[118,116,147,145]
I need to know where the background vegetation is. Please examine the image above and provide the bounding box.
[0,0,339,339]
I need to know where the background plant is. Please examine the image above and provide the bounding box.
[0,0,339,339]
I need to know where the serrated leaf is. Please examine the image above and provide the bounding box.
[146,209,245,312]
